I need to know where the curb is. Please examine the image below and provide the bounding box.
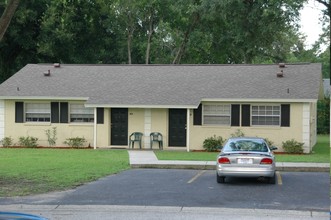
[131,163,330,172]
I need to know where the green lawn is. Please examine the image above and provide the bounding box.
[0,149,129,197]
[155,135,330,163]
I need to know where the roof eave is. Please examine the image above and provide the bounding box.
[201,98,318,103]
[84,104,197,109]
[0,96,89,101]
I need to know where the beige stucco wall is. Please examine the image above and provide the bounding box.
[3,100,317,152]
[96,108,110,147]
[4,100,98,147]
[127,108,168,149]
[189,103,305,151]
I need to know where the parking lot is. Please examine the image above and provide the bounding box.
[0,169,329,212]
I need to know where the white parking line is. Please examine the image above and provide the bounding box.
[187,170,206,184]
[276,171,283,185]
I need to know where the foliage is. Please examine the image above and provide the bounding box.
[317,97,330,134]
[264,138,274,148]
[18,136,38,148]
[0,149,129,196]
[1,0,320,84]
[203,135,224,152]
[155,135,329,162]
[230,129,245,138]
[0,0,20,41]
[45,127,57,147]
[0,136,14,147]
[64,137,87,148]
[282,139,304,154]
[0,0,48,83]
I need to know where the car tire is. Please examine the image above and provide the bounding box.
[268,173,276,184]
[216,174,225,183]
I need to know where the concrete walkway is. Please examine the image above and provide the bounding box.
[128,150,330,172]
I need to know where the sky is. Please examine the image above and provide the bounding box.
[299,0,326,49]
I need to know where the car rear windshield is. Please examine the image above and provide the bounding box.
[223,140,268,152]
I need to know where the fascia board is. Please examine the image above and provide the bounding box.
[84,104,197,109]
[200,98,318,103]
[0,96,89,101]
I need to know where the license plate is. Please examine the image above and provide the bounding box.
[237,158,253,164]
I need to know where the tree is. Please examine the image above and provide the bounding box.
[0,0,19,41]
[207,0,305,64]
[38,0,112,63]
[110,0,141,64]
[0,0,47,83]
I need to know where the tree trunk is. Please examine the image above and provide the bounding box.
[0,0,20,42]
[172,12,200,64]
[127,32,132,64]
[145,20,154,64]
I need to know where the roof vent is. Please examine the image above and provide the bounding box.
[44,70,51,76]
[53,63,61,68]
[277,70,284,78]
[279,63,285,68]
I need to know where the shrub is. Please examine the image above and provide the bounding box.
[203,135,224,152]
[45,127,57,147]
[264,138,274,148]
[18,136,38,148]
[317,97,330,134]
[282,139,304,154]
[0,136,14,147]
[230,129,245,137]
[64,137,87,148]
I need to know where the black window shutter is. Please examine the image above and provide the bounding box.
[97,108,104,124]
[193,104,202,125]
[241,104,251,126]
[60,102,68,123]
[15,102,24,123]
[231,104,240,126]
[51,102,59,123]
[281,104,290,127]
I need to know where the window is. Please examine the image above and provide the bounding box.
[70,104,94,123]
[251,105,280,126]
[25,103,51,122]
[203,104,231,125]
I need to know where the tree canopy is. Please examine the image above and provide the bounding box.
[0,0,329,83]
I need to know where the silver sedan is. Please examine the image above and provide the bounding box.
[216,137,277,184]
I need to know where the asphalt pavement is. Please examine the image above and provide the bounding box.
[0,150,329,220]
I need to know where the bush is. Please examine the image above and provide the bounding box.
[203,135,224,152]
[45,127,57,147]
[282,139,304,154]
[64,137,87,148]
[317,97,330,134]
[264,138,274,147]
[230,129,245,137]
[18,136,38,148]
[0,136,14,147]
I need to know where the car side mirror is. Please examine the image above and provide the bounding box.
[270,146,278,151]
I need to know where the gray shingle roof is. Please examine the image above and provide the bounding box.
[0,63,322,108]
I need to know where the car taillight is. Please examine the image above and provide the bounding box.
[260,158,273,164]
[218,157,230,164]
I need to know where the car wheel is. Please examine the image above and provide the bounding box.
[216,174,225,183]
[268,173,276,184]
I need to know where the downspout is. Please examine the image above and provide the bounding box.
[186,108,190,152]
[93,108,97,150]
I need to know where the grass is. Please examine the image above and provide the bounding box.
[155,135,330,163]
[0,149,129,197]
